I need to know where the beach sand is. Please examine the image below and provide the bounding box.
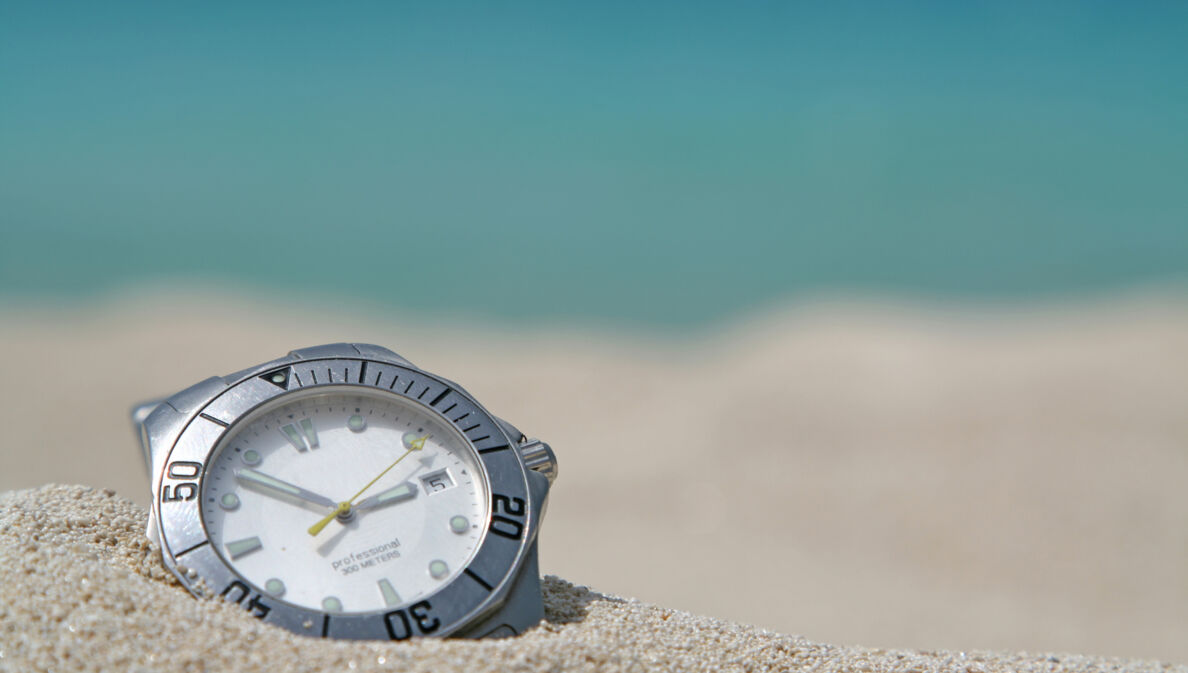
[1,484,1182,673]
[1,290,1186,664]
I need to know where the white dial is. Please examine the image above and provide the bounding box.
[201,386,490,615]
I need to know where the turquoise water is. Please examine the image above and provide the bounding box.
[2,2,1186,326]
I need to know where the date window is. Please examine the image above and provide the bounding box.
[420,469,455,494]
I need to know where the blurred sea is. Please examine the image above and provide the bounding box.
[2,2,1186,327]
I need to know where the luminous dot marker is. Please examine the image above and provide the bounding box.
[449,515,469,534]
[242,450,261,466]
[429,560,449,580]
[322,596,343,612]
[225,536,263,560]
[377,579,401,607]
[219,493,240,511]
[270,372,286,384]
[265,578,286,596]
[347,414,367,433]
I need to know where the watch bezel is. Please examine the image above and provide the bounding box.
[153,352,535,640]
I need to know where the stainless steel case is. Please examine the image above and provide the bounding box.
[133,343,556,640]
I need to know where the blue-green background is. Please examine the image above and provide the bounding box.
[2,2,1186,326]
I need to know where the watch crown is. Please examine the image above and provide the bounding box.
[517,438,557,484]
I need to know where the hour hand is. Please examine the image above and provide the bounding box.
[354,481,419,512]
[235,468,337,509]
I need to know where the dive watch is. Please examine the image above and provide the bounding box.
[132,343,557,639]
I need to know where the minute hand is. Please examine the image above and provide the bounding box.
[235,468,337,509]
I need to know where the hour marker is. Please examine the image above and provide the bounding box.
[225,536,263,560]
[449,515,469,534]
[242,450,261,466]
[377,579,401,607]
[300,418,319,448]
[347,414,367,433]
[281,423,303,449]
[265,578,286,596]
[429,560,449,580]
[280,423,313,451]
[322,596,343,612]
[219,493,240,511]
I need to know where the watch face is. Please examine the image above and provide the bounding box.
[200,386,490,615]
[154,353,537,639]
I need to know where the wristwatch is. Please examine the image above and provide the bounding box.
[131,343,557,640]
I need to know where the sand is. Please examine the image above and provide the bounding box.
[1,290,1187,663]
[0,484,1180,673]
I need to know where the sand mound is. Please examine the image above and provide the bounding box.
[0,485,1179,673]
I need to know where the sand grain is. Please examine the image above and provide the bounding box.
[0,485,1180,673]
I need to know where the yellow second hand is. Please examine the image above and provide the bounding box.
[307,434,428,536]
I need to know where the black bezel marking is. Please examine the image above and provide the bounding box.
[174,539,210,558]
[464,568,493,591]
[198,413,229,428]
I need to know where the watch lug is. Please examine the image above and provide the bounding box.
[131,375,226,517]
[526,468,552,526]
[145,510,161,547]
[460,541,544,638]
[130,399,164,475]
[166,376,228,415]
[347,343,414,367]
[286,343,416,369]
[493,416,526,444]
